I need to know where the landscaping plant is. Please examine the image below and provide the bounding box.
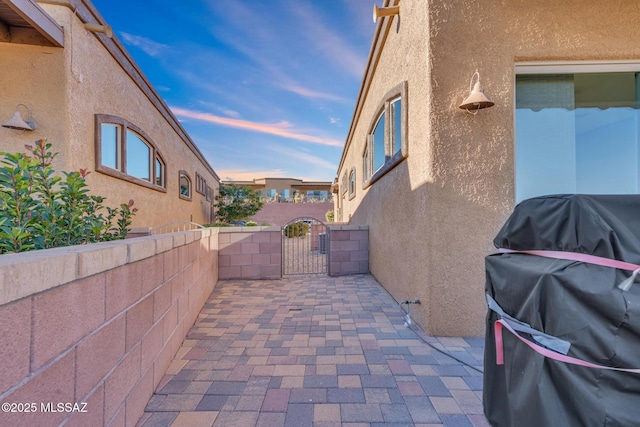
[214,183,263,224]
[0,139,138,254]
[283,221,309,238]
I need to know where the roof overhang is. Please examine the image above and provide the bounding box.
[0,0,63,47]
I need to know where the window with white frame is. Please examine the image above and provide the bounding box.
[362,81,408,186]
[95,114,166,191]
[362,145,370,183]
[515,63,640,202]
[390,97,402,156]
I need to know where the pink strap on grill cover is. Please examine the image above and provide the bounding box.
[494,318,640,374]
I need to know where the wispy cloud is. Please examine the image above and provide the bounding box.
[266,145,337,171]
[291,3,368,79]
[216,169,289,181]
[278,83,352,104]
[119,32,169,57]
[171,107,343,147]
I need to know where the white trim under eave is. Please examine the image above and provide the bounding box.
[5,0,64,46]
[516,60,640,74]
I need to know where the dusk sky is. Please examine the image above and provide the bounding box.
[91,0,375,182]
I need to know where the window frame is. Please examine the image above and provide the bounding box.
[362,81,408,189]
[195,172,207,196]
[341,172,348,195]
[95,114,167,192]
[348,167,356,200]
[514,61,640,202]
[155,155,165,188]
[179,170,192,201]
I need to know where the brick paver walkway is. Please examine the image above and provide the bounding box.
[137,274,489,427]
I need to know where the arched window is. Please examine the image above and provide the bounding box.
[95,114,166,191]
[179,171,192,201]
[362,81,408,187]
[348,167,356,199]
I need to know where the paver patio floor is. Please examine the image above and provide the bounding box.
[137,274,489,427]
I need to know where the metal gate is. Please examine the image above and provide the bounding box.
[282,217,327,275]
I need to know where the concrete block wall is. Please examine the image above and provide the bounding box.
[327,225,369,276]
[218,227,282,280]
[0,229,218,427]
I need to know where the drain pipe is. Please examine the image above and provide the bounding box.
[399,299,421,327]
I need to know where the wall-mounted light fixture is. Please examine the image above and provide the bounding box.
[2,104,36,131]
[459,72,494,114]
[373,4,399,23]
[84,23,113,38]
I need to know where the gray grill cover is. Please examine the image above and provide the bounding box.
[484,194,640,427]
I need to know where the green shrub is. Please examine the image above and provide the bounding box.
[284,221,310,238]
[204,223,232,227]
[245,221,258,226]
[325,210,334,223]
[0,139,138,254]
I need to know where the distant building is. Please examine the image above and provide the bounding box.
[0,0,219,230]
[222,178,332,204]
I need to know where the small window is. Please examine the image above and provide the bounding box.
[179,171,192,200]
[390,97,402,155]
[348,168,356,199]
[95,115,166,192]
[195,172,207,195]
[155,156,165,187]
[206,185,212,202]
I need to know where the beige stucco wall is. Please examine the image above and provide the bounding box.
[0,2,219,230]
[0,41,68,171]
[337,0,640,336]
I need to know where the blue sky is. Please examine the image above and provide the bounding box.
[91,0,375,182]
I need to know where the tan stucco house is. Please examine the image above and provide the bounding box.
[0,0,219,230]
[336,0,640,336]
[223,177,332,203]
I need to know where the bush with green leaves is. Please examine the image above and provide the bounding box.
[0,139,138,254]
[325,210,334,223]
[214,183,264,224]
[283,221,309,238]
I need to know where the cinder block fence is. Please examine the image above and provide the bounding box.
[0,225,367,426]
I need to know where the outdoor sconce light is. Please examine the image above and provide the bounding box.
[84,23,113,38]
[373,4,399,23]
[459,72,494,114]
[2,104,35,131]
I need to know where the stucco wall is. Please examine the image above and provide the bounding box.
[336,0,640,336]
[0,229,218,426]
[0,2,219,230]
